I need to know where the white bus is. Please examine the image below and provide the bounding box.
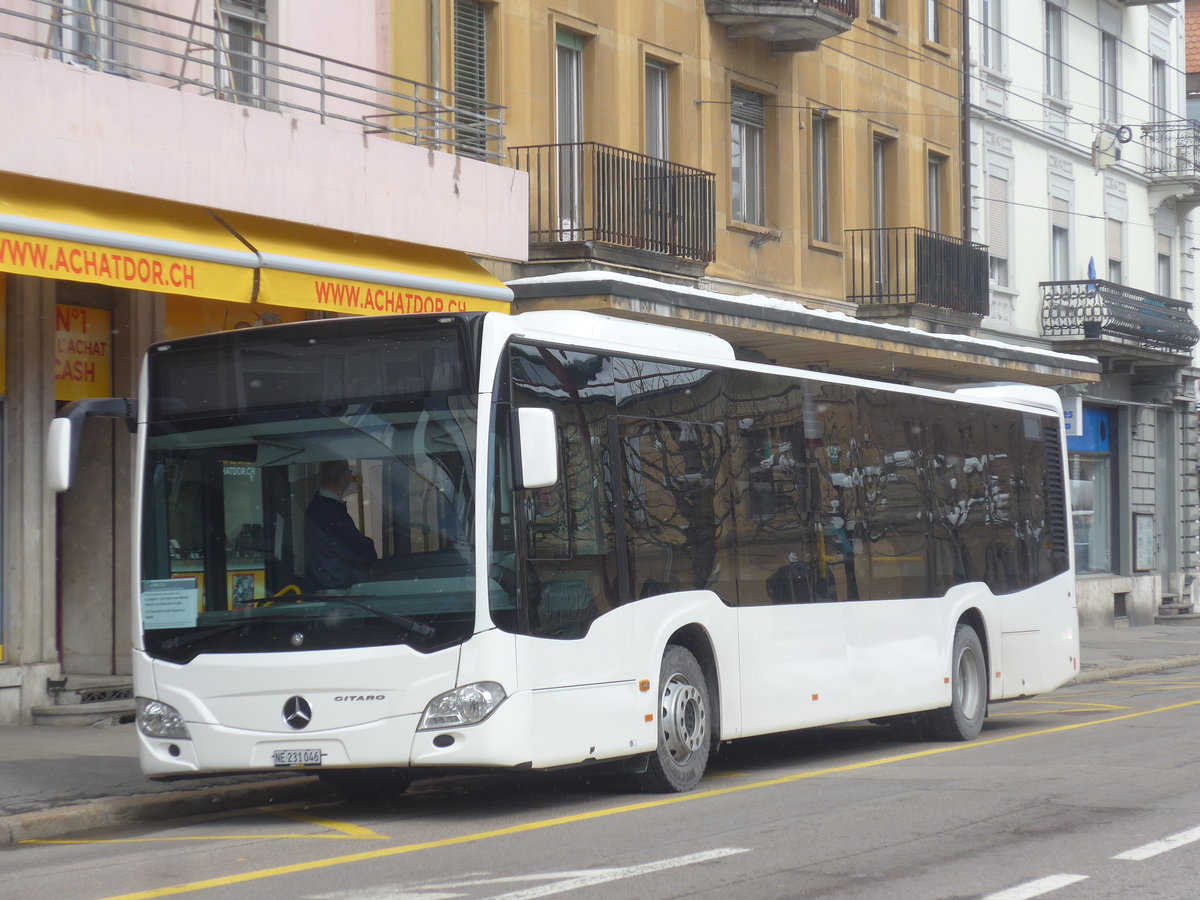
[49,310,1079,793]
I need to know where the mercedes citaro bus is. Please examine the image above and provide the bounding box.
[48,310,1079,794]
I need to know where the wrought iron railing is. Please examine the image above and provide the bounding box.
[0,0,505,160]
[1041,279,1199,354]
[1141,120,1200,178]
[509,142,716,263]
[845,227,989,316]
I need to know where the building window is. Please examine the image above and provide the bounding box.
[812,112,831,242]
[645,60,670,160]
[1044,2,1065,99]
[1106,218,1123,284]
[1069,408,1114,575]
[981,0,1003,71]
[453,0,490,159]
[925,0,940,43]
[1157,233,1172,296]
[1101,32,1119,122]
[1152,56,1169,121]
[1051,195,1070,281]
[556,28,585,237]
[731,86,766,226]
[928,153,945,233]
[871,135,895,295]
[215,0,267,107]
[987,171,1010,287]
[51,0,115,70]
[871,0,887,19]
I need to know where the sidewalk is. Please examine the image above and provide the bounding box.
[3,624,1200,844]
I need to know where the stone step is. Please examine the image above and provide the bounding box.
[49,675,134,706]
[1157,602,1195,616]
[1153,612,1200,625]
[31,699,136,727]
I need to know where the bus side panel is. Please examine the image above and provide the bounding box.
[994,572,1079,698]
[513,604,643,768]
[843,595,950,722]
[735,602,847,737]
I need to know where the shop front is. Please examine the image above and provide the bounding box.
[0,174,513,721]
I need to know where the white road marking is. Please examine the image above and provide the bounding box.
[477,848,749,900]
[308,849,749,900]
[982,874,1089,900]
[1112,823,1200,861]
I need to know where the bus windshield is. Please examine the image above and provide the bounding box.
[139,318,485,663]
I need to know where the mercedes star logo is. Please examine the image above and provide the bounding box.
[282,696,312,730]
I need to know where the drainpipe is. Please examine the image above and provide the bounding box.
[961,0,971,242]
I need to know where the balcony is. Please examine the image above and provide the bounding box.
[705,0,857,53]
[845,227,989,328]
[0,0,505,160]
[1041,279,1199,357]
[509,143,716,270]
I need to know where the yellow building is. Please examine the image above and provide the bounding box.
[403,0,1098,386]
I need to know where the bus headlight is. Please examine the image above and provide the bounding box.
[418,682,506,730]
[136,697,190,739]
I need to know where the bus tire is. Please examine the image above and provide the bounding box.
[926,624,987,741]
[637,644,711,793]
[319,767,411,801]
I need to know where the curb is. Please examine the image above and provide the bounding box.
[1069,655,1200,686]
[0,776,333,844]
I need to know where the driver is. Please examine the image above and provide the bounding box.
[304,460,377,591]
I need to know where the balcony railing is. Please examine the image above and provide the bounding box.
[1141,120,1200,179]
[705,0,858,51]
[0,0,504,159]
[845,227,989,316]
[509,143,716,264]
[1041,279,1199,354]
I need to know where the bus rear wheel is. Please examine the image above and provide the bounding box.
[637,645,711,793]
[926,623,987,741]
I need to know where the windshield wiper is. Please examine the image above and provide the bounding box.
[160,622,249,652]
[294,593,436,638]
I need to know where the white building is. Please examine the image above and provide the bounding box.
[969,0,1200,627]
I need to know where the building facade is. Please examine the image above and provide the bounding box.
[968,0,1199,627]
[0,0,527,723]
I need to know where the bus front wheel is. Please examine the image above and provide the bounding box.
[637,644,711,793]
[926,624,987,741]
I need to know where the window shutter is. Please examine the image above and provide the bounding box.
[1106,218,1122,261]
[731,86,765,127]
[988,174,1009,257]
[1157,232,1171,256]
[1051,196,1069,229]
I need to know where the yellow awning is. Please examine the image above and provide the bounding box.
[0,174,512,314]
[218,210,513,315]
[0,173,256,301]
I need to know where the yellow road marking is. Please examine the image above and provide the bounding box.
[92,696,1200,900]
[24,809,387,846]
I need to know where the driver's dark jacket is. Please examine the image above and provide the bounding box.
[303,491,377,591]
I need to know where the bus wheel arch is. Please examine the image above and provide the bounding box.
[926,617,989,741]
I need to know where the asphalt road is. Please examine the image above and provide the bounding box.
[4,671,1200,900]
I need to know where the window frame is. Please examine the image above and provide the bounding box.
[731,86,767,227]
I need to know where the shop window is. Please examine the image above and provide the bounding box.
[1068,407,1114,575]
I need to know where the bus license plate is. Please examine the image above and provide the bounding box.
[272,748,322,767]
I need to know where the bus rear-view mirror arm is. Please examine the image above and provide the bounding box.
[47,397,136,492]
[515,407,559,490]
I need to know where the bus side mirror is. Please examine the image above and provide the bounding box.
[46,417,74,492]
[516,407,559,489]
[46,397,136,492]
